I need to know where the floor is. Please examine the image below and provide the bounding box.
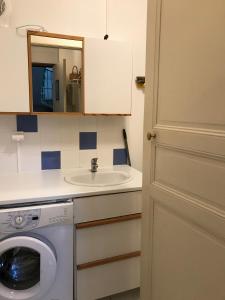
[100,288,140,300]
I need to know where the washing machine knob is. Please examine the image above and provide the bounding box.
[15,216,24,225]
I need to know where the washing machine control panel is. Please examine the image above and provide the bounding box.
[0,201,73,235]
[11,209,41,228]
[0,209,41,233]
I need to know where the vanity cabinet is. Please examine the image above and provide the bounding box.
[84,38,133,115]
[74,191,142,300]
[0,28,30,113]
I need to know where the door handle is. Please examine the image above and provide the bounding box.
[147,132,156,141]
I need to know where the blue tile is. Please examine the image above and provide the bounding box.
[17,115,38,132]
[41,151,61,170]
[80,132,97,150]
[113,149,128,165]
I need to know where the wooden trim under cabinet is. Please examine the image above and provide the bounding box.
[30,112,83,116]
[76,213,142,229]
[27,30,84,41]
[77,251,141,270]
[84,113,132,116]
[0,112,31,115]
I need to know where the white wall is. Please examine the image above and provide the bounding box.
[0,0,147,173]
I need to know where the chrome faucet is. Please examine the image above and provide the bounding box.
[91,158,98,173]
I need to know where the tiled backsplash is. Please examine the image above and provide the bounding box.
[0,115,128,174]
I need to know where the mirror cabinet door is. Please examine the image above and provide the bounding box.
[84,38,133,115]
[0,28,29,113]
[28,32,84,113]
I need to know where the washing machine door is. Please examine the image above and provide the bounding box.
[0,236,57,300]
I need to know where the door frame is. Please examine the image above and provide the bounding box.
[141,0,165,298]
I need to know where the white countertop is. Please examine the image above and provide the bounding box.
[0,166,142,206]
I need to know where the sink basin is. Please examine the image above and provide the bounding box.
[64,169,133,187]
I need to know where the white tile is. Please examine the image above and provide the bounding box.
[97,146,113,167]
[0,152,17,174]
[39,116,79,151]
[20,133,41,155]
[58,116,79,132]
[38,115,60,131]
[0,116,16,131]
[39,116,61,149]
[78,116,97,132]
[79,149,98,168]
[0,130,16,153]
[19,153,41,172]
[61,148,79,169]
[59,118,79,150]
[97,117,125,148]
[60,128,79,150]
[40,133,61,151]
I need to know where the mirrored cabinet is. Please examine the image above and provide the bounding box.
[27,31,84,114]
[0,30,133,115]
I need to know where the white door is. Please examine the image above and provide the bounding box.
[0,236,57,300]
[141,1,225,299]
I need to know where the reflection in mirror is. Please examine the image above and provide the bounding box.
[28,32,83,113]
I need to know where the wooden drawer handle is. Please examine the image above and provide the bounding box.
[76,213,142,229]
[77,251,141,270]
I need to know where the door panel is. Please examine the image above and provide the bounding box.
[142,0,225,299]
[157,0,225,129]
[156,128,225,158]
[152,204,225,300]
[155,146,225,210]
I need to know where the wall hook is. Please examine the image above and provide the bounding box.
[104,0,109,40]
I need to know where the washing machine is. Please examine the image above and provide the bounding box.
[0,199,74,300]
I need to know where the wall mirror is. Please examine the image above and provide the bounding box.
[27,31,83,113]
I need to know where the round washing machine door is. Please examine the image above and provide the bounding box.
[0,236,57,300]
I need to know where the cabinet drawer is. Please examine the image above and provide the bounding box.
[74,191,142,223]
[76,218,141,264]
[77,256,140,300]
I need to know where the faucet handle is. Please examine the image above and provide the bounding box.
[91,157,98,173]
[91,157,98,163]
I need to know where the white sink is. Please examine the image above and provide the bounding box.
[64,169,133,187]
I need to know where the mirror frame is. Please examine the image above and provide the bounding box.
[27,31,84,115]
